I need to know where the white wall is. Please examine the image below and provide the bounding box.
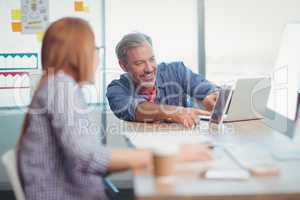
[0,0,104,106]
[105,0,198,88]
[205,0,300,83]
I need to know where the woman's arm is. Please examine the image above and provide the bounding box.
[108,144,213,172]
[108,149,152,172]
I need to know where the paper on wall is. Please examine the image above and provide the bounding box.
[21,0,49,34]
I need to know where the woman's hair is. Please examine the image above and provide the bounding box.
[42,17,95,83]
[18,17,96,147]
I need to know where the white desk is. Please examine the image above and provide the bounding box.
[106,114,300,200]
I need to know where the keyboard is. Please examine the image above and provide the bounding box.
[224,144,276,169]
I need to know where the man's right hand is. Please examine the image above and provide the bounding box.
[168,107,210,128]
[136,102,211,128]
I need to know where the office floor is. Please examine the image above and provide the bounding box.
[0,189,134,200]
[117,189,134,200]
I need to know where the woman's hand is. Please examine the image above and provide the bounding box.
[179,144,213,162]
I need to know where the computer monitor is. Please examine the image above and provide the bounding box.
[264,93,300,139]
[267,22,300,121]
[263,93,300,160]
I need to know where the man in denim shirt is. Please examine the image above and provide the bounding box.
[106,33,218,128]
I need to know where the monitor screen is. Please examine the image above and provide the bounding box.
[264,93,300,139]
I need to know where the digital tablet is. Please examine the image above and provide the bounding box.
[209,85,233,129]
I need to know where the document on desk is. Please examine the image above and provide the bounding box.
[121,130,212,149]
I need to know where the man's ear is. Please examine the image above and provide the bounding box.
[119,60,128,72]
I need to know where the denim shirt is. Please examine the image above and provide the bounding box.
[106,61,217,121]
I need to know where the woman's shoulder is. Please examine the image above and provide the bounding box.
[38,72,77,93]
[30,72,80,108]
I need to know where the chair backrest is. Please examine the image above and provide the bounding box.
[1,149,25,200]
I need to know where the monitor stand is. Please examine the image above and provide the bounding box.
[269,93,300,160]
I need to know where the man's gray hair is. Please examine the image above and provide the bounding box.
[115,32,152,62]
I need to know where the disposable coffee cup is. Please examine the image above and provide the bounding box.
[152,145,180,177]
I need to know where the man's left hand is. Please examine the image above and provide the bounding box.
[202,92,218,111]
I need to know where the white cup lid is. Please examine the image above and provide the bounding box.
[151,144,180,156]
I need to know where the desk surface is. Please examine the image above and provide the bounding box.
[106,115,300,200]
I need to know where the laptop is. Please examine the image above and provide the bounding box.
[200,77,271,122]
[224,77,271,122]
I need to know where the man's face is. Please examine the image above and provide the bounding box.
[122,42,157,88]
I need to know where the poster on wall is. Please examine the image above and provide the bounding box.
[21,0,49,34]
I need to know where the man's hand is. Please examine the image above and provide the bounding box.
[168,107,210,128]
[136,102,210,128]
[202,92,218,111]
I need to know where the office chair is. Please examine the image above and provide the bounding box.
[2,149,25,200]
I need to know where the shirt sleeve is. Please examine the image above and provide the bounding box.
[106,81,147,121]
[174,62,218,100]
[46,80,111,176]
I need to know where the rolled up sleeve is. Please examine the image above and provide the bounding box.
[174,62,217,100]
[106,81,147,121]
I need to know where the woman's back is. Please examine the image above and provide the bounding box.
[18,72,110,200]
